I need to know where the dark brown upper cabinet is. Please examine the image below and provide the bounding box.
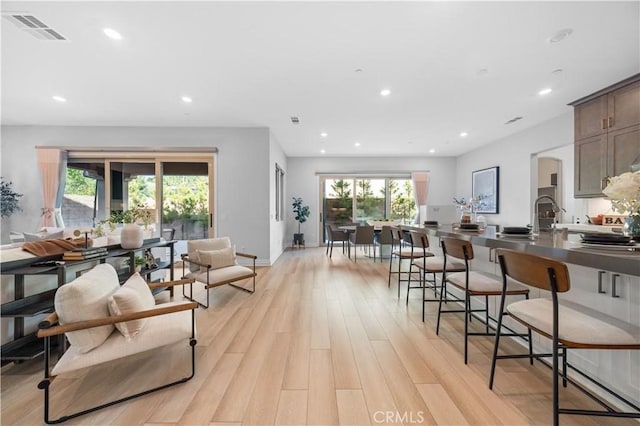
[570,74,640,198]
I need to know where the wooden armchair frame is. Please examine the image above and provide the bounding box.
[181,251,257,308]
[37,278,197,425]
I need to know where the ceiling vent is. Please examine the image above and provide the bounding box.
[3,13,67,40]
[290,116,300,124]
[505,116,523,125]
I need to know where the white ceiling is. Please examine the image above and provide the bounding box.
[2,1,639,157]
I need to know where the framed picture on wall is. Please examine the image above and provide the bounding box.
[472,166,499,214]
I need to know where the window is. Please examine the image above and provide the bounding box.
[275,163,285,221]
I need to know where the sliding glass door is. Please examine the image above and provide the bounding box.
[63,154,214,243]
[320,176,416,242]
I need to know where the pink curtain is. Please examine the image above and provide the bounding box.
[36,148,66,228]
[411,172,430,223]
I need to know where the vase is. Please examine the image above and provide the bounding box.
[622,214,640,239]
[120,223,144,249]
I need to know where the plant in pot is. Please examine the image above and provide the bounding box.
[292,197,310,247]
[128,255,146,273]
[1,178,23,218]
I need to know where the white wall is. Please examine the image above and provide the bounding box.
[269,132,287,264]
[286,156,457,247]
[0,125,273,264]
[455,112,574,227]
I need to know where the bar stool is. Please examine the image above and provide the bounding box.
[409,232,466,322]
[405,230,436,305]
[388,227,426,298]
[436,237,531,364]
[490,249,640,426]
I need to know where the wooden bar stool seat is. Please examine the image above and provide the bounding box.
[507,298,640,348]
[447,271,529,296]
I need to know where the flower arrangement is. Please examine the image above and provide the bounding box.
[602,171,640,216]
[453,197,482,211]
[453,197,471,210]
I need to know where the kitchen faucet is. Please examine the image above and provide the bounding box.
[532,195,566,235]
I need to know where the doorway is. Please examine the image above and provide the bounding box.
[536,157,563,228]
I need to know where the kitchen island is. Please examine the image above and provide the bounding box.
[402,224,639,276]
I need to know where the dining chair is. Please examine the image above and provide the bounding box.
[374,225,394,263]
[348,225,375,263]
[490,249,640,426]
[436,237,530,364]
[326,224,349,257]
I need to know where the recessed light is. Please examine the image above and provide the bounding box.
[181,96,193,103]
[477,68,489,77]
[429,149,436,153]
[103,28,122,40]
[551,69,563,75]
[355,68,363,73]
[548,28,573,44]
[320,149,326,154]
[355,142,361,147]
[538,88,552,96]
[320,132,328,138]
[380,89,391,97]
[52,95,66,102]
[459,132,468,138]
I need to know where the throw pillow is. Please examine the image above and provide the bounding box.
[23,230,64,241]
[197,247,236,271]
[187,237,232,273]
[23,232,44,242]
[107,272,155,339]
[54,263,120,353]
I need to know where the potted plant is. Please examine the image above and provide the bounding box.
[1,178,23,218]
[105,204,151,249]
[132,255,146,273]
[292,197,310,247]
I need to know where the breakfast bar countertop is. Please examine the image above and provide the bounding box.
[402,224,640,277]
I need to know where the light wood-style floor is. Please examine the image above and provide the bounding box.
[1,246,637,425]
